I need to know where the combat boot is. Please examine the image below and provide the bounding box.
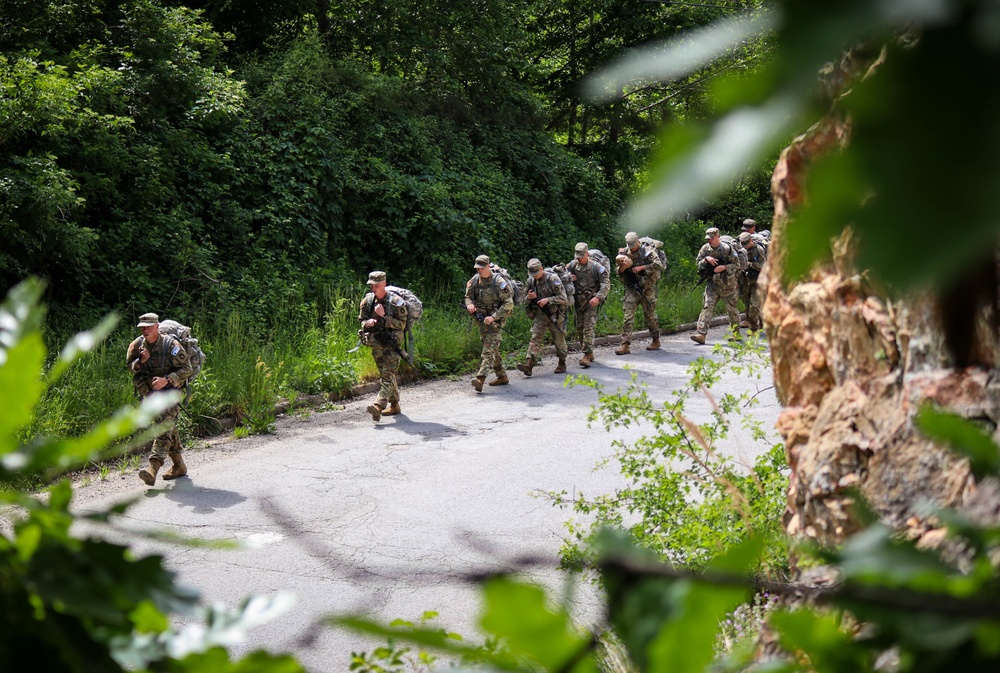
[489,374,510,386]
[646,337,661,351]
[139,456,164,486]
[366,403,383,421]
[554,358,566,374]
[578,354,591,368]
[382,402,401,416]
[740,319,750,328]
[516,356,536,377]
[690,333,706,345]
[471,376,486,392]
[586,352,596,363]
[615,342,630,355]
[162,452,187,480]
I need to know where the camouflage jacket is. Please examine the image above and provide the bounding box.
[618,243,664,291]
[126,334,192,397]
[567,258,610,303]
[464,271,514,321]
[696,241,740,285]
[524,270,569,318]
[359,291,407,344]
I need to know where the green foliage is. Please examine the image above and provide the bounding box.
[0,278,305,672]
[548,335,788,576]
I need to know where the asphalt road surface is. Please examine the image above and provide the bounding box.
[70,325,781,672]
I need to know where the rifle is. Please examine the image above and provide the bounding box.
[370,328,414,365]
[527,278,566,338]
[696,264,716,286]
[620,268,643,294]
[468,307,515,336]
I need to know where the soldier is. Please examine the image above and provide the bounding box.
[464,254,515,392]
[126,313,193,485]
[615,231,664,355]
[738,232,767,333]
[359,270,408,421]
[516,258,570,376]
[691,227,742,345]
[739,218,770,328]
[567,242,610,368]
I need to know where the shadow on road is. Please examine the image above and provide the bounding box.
[145,478,247,514]
[380,414,466,439]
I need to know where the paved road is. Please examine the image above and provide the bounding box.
[70,325,781,672]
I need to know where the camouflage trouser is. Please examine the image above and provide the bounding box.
[621,285,659,344]
[527,310,567,361]
[739,278,763,331]
[476,321,506,378]
[574,300,599,354]
[370,342,401,407]
[148,394,182,460]
[697,278,741,334]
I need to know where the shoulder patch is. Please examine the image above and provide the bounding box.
[498,279,508,290]
[598,265,606,274]
[171,344,181,356]
[391,295,405,306]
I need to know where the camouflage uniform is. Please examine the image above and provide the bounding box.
[695,235,741,337]
[465,269,514,380]
[525,268,570,362]
[567,254,610,357]
[359,289,408,408]
[126,332,192,460]
[739,237,768,331]
[618,240,664,346]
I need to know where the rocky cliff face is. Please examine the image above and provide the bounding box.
[763,110,1000,558]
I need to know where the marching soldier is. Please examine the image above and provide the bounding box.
[738,232,767,333]
[359,271,408,421]
[692,227,741,345]
[464,255,515,392]
[567,242,610,367]
[126,313,193,485]
[517,258,570,376]
[615,231,664,354]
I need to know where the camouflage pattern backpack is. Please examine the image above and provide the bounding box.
[489,263,526,306]
[384,285,423,332]
[638,236,669,280]
[546,264,576,302]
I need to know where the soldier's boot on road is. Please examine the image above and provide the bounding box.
[139,456,164,486]
[489,374,510,386]
[578,353,591,368]
[162,452,187,480]
[471,376,486,392]
[366,403,383,421]
[690,333,706,345]
[381,402,401,416]
[646,337,661,351]
[586,351,596,363]
[554,358,567,374]
[615,342,631,355]
[516,356,536,377]
[740,319,750,328]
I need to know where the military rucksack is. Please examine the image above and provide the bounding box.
[489,262,526,306]
[586,248,612,272]
[384,285,423,331]
[546,264,575,301]
[638,237,669,279]
[157,320,206,404]
[720,235,748,272]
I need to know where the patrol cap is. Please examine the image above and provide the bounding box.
[741,218,757,230]
[705,227,721,240]
[574,242,589,258]
[474,254,490,269]
[625,231,640,247]
[527,258,543,273]
[136,312,159,327]
[366,270,387,285]
[738,232,752,245]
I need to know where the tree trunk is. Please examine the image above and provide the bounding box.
[763,55,1000,562]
